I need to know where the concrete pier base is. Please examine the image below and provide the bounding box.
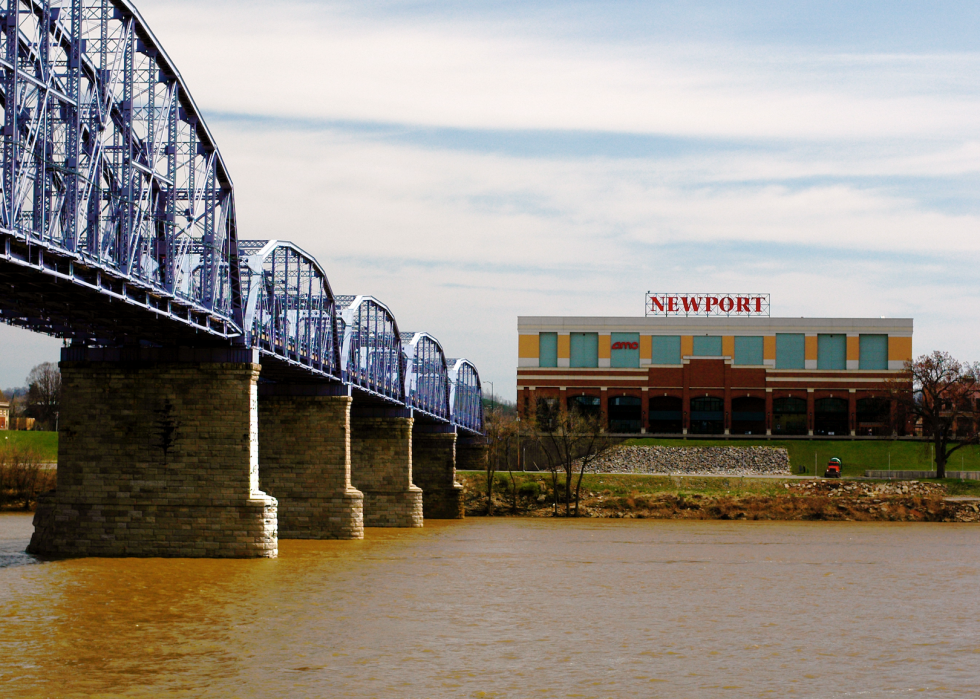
[27,348,277,559]
[350,409,423,527]
[413,428,464,519]
[456,437,489,473]
[258,387,363,539]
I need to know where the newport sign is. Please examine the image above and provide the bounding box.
[645,293,771,318]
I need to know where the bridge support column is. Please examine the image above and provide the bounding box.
[258,386,363,539]
[28,348,277,559]
[413,427,463,519]
[456,437,489,472]
[350,408,423,527]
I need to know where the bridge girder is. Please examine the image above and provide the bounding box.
[0,0,485,434]
[0,0,240,341]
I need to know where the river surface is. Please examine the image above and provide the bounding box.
[1,513,978,698]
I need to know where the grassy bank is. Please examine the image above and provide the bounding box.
[1,431,57,461]
[457,471,980,522]
[623,438,980,477]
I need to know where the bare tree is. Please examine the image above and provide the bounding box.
[894,351,980,478]
[529,397,612,517]
[25,363,61,430]
[484,407,519,515]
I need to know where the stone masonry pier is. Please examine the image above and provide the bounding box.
[350,407,423,527]
[28,347,277,559]
[258,385,363,539]
[412,426,464,519]
[456,437,489,473]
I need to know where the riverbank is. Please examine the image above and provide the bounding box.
[622,438,980,478]
[458,471,980,522]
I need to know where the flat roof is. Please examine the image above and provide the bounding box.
[518,317,913,336]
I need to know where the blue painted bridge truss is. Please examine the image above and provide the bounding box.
[0,0,483,435]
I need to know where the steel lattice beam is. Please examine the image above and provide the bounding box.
[0,0,484,434]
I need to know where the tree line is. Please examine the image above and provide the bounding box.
[3,362,61,431]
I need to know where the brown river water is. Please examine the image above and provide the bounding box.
[1,513,978,698]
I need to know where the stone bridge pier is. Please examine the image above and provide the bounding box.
[349,407,423,527]
[28,347,277,558]
[456,436,489,473]
[258,385,363,539]
[412,425,464,519]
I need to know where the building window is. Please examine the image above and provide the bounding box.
[539,332,558,368]
[649,396,682,433]
[817,334,846,370]
[814,397,848,435]
[773,397,807,434]
[859,334,888,370]
[608,395,642,433]
[692,336,722,357]
[775,333,805,369]
[567,394,600,419]
[610,332,640,368]
[690,396,724,434]
[651,336,681,365]
[570,332,599,368]
[857,397,890,436]
[731,396,765,434]
[734,336,764,365]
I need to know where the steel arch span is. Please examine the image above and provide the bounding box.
[0,0,241,343]
[448,358,484,434]
[0,0,486,435]
[402,331,451,422]
[336,295,405,405]
[239,240,339,380]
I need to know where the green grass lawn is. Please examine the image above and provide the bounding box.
[622,438,979,478]
[1,431,58,461]
[458,471,980,498]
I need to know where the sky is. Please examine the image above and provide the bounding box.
[2,0,979,400]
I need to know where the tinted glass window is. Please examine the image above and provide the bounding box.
[570,333,598,368]
[775,334,805,369]
[539,332,557,368]
[733,336,763,365]
[651,336,681,364]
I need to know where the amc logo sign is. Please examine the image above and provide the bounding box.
[611,341,639,350]
[646,293,770,317]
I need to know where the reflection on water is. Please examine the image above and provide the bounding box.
[0,513,39,570]
[1,514,979,697]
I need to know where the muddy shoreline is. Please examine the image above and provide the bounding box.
[460,474,980,523]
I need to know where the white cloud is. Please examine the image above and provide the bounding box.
[35,0,967,399]
[135,0,980,141]
[212,122,980,396]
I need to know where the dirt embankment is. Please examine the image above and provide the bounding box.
[462,475,980,523]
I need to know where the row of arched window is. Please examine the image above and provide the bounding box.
[546,394,894,435]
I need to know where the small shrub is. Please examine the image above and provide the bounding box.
[0,445,53,510]
[518,481,541,499]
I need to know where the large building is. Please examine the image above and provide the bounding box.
[517,315,913,436]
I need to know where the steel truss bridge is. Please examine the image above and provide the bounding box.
[0,0,483,435]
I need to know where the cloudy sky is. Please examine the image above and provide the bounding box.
[2,0,979,399]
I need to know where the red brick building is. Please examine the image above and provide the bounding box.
[517,316,913,437]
